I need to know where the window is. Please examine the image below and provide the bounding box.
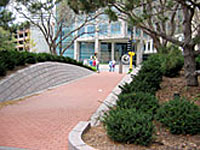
[79,42,95,61]
[19,34,23,38]
[135,28,140,37]
[78,27,85,37]
[111,22,121,35]
[19,47,23,51]
[63,44,74,58]
[144,44,146,51]
[148,42,151,50]
[87,25,95,37]
[128,26,133,36]
[99,24,108,35]
[100,43,111,63]
[114,43,127,61]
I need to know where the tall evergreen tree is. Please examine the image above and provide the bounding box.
[0,0,15,31]
[0,0,16,51]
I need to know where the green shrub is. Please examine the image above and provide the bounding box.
[0,62,7,76]
[120,54,163,95]
[36,53,48,62]
[0,50,17,70]
[102,108,155,146]
[0,50,95,75]
[196,55,200,69]
[15,52,26,66]
[156,98,200,135]
[161,46,184,77]
[24,52,37,64]
[41,53,54,61]
[57,56,66,63]
[5,59,16,70]
[116,92,159,117]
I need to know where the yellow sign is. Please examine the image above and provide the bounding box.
[128,52,135,70]
[128,51,135,56]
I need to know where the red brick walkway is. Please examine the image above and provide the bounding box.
[0,72,124,150]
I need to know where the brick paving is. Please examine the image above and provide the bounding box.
[0,72,124,150]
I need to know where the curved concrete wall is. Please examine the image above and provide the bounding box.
[0,62,94,102]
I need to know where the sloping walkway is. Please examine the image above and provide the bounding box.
[0,72,125,150]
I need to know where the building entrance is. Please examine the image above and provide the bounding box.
[114,43,127,62]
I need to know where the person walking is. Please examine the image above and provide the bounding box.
[112,60,116,72]
[93,58,96,67]
[96,59,100,73]
[109,60,113,72]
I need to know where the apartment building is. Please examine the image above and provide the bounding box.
[15,28,30,51]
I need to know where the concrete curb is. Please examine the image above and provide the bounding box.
[68,121,95,150]
[68,67,140,150]
[0,146,27,150]
[89,67,140,126]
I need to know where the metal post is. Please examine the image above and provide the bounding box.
[119,60,123,74]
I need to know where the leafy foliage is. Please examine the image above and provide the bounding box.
[0,27,16,51]
[102,108,155,146]
[24,52,37,64]
[116,92,159,117]
[156,98,200,135]
[0,62,7,76]
[0,0,15,31]
[120,54,163,95]
[0,50,16,70]
[159,45,184,77]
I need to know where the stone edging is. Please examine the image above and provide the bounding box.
[68,67,140,150]
[68,121,95,150]
[0,146,27,150]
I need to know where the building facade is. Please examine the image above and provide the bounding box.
[29,25,49,53]
[56,11,155,64]
[15,28,30,51]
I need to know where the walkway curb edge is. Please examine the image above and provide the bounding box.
[68,121,95,150]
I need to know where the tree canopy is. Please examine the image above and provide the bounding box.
[68,0,200,86]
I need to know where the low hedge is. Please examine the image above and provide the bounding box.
[0,50,96,76]
[102,108,155,146]
[116,92,159,117]
[156,98,200,135]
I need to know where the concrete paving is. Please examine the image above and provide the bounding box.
[0,72,125,150]
[0,62,93,102]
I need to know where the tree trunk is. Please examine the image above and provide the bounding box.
[152,36,162,53]
[136,40,143,66]
[183,45,198,86]
[51,44,57,55]
[182,4,198,86]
